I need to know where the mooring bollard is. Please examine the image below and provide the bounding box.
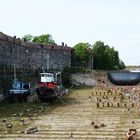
[28,114,32,120]
[2,118,7,126]
[101,123,105,127]
[94,125,99,129]
[6,124,13,133]
[13,114,17,120]
[91,121,95,125]
[97,102,99,108]
[107,102,110,107]
[132,120,135,124]
[20,119,25,126]
[92,91,93,96]
[96,91,98,96]
[70,133,73,138]
[124,103,127,107]
[132,103,135,107]
[117,103,120,107]
[99,99,101,102]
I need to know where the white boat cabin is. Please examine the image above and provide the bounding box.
[40,72,62,84]
[40,73,55,83]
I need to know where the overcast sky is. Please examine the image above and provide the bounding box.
[0,0,140,65]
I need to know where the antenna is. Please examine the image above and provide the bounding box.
[14,61,16,80]
[3,66,6,78]
[47,54,50,71]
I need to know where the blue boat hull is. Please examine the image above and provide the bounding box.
[9,92,30,102]
[9,80,31,102]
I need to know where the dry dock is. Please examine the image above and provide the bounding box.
[0,86,140,140]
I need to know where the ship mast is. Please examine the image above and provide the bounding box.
[3,66,6,78]
[47,54,50,71]
[14,61,16,80]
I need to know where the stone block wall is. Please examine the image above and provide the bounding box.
[0,32,71,71]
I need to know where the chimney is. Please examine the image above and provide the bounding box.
[65,44,67,47]
[17,38,21,44]
[13,36,16,39]
[24,38,26,42]
[62,42,64,46]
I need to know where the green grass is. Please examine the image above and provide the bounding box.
[0,100,44,133]
[0,95,72,133]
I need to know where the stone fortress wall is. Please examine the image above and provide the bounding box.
[0,32,71,71]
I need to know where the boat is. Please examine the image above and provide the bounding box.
[36,71,64,102]
[108,71,140,85]
[9,62,31,102]
[9,79,31,102]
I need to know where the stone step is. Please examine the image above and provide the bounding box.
[0,133,124,139]
[0,130,139,139]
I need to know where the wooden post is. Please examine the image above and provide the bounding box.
[2,119,7,126]
[97,102,99,108]
[6,124,13,133]
[91,121,95,125]
[92,91,93,96]
[20,119,25,126]
[28,114,32,120]
[13,114,17,121]
[107,102,110,107]
[124,103,127,107]
[132,103,134,107]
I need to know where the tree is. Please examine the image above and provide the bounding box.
[93,41,106,69]
[21,34,34,42]
[73,43,91,67]
[119,60,125,69]
[93,41,125,70]
[32,34,55,45]
[22,34,55,45]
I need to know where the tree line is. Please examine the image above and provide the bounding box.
[22,34,125,70]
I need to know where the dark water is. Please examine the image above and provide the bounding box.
[108,71,140,85]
